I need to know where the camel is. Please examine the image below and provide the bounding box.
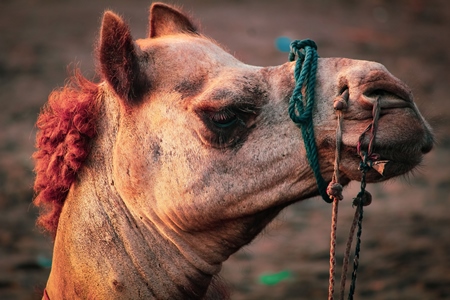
[33,3,433,299]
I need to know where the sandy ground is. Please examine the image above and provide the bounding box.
[0,0,449,299]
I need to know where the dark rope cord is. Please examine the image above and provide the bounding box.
[348,181,365,298]
[347,97,381,299]
[339,206,359,300]
[288,39,331,203]
[348,154,370,300]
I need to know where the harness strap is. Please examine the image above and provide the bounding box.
[288,42,380,298]
[288,39,331,203]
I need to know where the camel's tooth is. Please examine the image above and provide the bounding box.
[372,160,390,176]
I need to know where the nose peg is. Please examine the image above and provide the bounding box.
[333,88,349,111]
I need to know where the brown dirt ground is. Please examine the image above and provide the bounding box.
[0,0,449,299]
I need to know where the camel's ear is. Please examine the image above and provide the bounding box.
[99,11,148,102]
[148,3,198,38]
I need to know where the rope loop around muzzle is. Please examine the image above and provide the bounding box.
[288,39,331,203]
[288,39,318,125]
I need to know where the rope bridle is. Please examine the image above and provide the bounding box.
[288,39,330,203]
[289,40,383,299]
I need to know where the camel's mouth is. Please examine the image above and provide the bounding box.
[343,131,432,182]
[330,118,431,185]
[340,105,433,183]
[367,152,422,181]
[340,144,424,183]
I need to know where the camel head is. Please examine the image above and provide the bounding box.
[36,3,433,299]
[101,3,432,233]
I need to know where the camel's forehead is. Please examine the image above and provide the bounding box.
[136,35,265,101]
[136,35,243,68]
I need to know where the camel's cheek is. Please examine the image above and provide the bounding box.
[112,135,155,200]
[110,109,164,207]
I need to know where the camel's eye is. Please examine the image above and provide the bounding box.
[195,105,257,148]
[208,109,239,128]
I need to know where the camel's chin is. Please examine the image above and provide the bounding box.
[364,161,416,182]
[367,145,425,181]
[341,161,416,183]
[339,146,423,183]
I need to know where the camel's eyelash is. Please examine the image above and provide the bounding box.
[199,104,256,121]
[208,108,236,123]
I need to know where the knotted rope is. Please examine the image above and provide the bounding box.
[288,39,331,203]
[337,98,380,300]
[343,97,380,299]
[288,40,381,300]
[327,90,348,300]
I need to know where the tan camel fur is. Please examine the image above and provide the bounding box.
[34,3,433,299]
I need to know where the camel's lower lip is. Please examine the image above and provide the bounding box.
[366,151,422,180]
[340,144,424,182]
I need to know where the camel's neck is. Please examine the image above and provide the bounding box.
[46,170,223,299]
[45,86,226,299]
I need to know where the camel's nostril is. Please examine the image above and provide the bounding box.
[365,89,397,100]
[357,70,414,109]
[422,144,433,154]
[363,88,411,109]
[421,137,434,154]
[359,82,414,110]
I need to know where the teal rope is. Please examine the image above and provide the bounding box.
[288,39,331,203]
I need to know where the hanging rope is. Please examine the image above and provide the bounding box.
[288,39,331,203]
[328,197,339,300]
[345,97,380,299]
[337,97,379,299]
[339,207,359,300]
[326,89,348,300]
[347,156,370,299]
[288,40,382,300]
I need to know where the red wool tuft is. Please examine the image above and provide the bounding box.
[33,70,99,237]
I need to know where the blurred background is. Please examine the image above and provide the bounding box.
[0,0,449,299]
